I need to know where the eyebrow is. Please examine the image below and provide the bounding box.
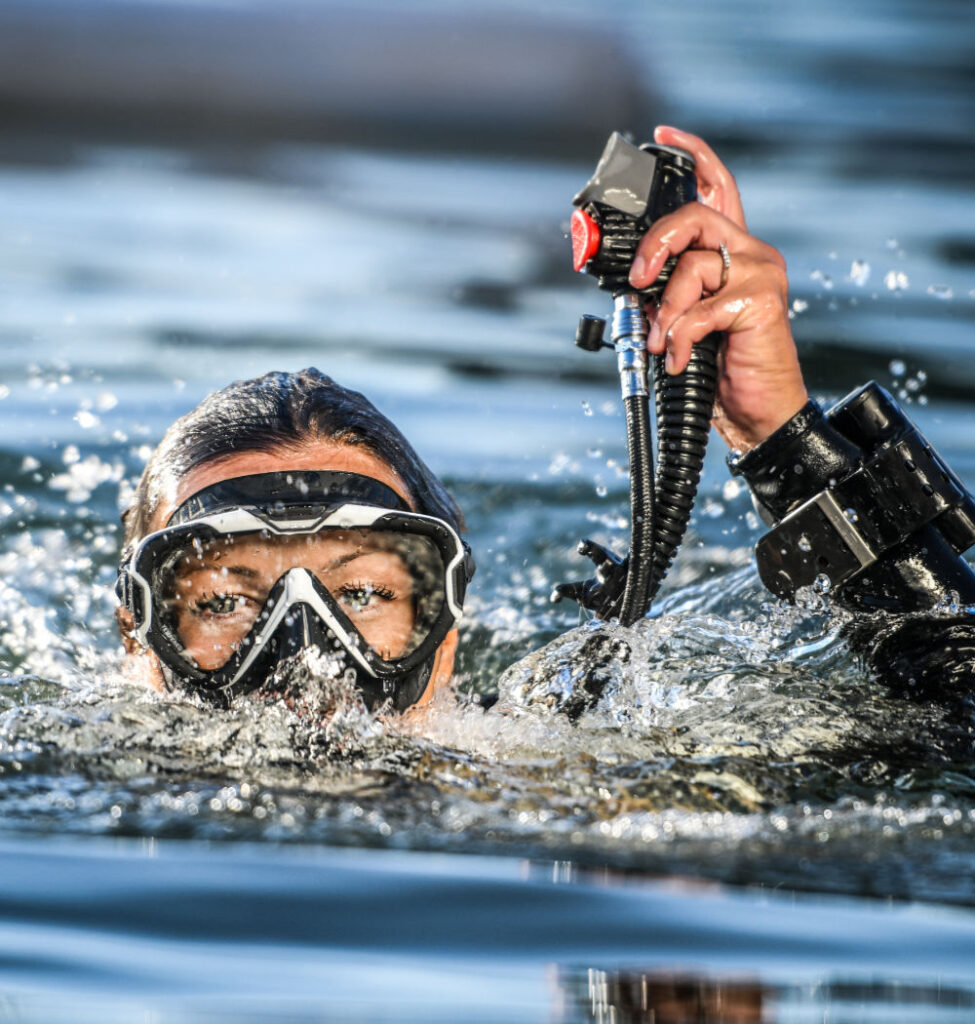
[325,550,368,571]
[192,549,370,579]
[189,563,261,580]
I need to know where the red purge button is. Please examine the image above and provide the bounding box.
[571,208,601,272]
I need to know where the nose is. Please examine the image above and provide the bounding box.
[272,603,335,666]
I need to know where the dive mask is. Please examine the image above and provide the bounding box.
[116,471,475,709]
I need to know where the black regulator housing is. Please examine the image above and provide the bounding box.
[571,132,697,298]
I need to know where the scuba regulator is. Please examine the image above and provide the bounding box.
[553,132,721,626]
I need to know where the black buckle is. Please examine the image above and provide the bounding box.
[115,567,132,611]
[757,431,973,602]
[756,489,875,600]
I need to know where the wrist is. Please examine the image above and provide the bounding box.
[714,386,809,452]
[739,389,811,449]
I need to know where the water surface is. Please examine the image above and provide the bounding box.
[1,0,974,1019]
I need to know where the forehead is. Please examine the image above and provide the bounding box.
[150,442,414,534]
[175,529,415,575]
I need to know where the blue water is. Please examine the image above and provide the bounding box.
[3,837,975,1022]
[1,0,975,1020]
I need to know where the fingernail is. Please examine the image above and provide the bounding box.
[647,319,661,351]
[629,255,646,287]
[665,347,676,375]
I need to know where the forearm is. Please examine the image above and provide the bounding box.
[732,385,975,613]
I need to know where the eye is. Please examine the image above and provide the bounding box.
[193,593,248,616]
[338,582,395,612]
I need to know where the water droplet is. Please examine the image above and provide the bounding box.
[581,400,593,417]
[884,270,909,292]
[810,269,833,290]
[813,574,832,594]
[722,479,741,501]
[885,237,899,250]
[849,259,870,286]
[791,298,808,314]
[74,410,99,430]
[926,284,954,301]
[595,484,608,498]
[889,359,906,377]
[798,534,812,552]
[844,508,858,523]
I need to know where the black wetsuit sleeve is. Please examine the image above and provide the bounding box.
[730,400,862,522]
[732,398,975,699]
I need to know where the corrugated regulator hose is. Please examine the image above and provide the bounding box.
[618,390,654,625]
[618,331,722,624]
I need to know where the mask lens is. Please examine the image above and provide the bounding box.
[152,527,447,671]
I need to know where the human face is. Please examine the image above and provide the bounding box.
[121,442,458,704]
[165,528,428,671]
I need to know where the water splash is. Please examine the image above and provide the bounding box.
[884,270,909,292]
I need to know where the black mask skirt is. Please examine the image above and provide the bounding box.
[116,471,475,711]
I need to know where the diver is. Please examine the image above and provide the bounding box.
[114,369,475,711]
[115,126,975,714]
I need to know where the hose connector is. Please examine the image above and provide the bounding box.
[611,294,648,399]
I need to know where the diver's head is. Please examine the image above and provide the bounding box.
[116,369,472,711]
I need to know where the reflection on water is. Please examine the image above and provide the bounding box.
[563,970,765,1024]
[561,968,975,1024]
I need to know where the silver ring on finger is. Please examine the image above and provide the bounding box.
[717,242,732,291]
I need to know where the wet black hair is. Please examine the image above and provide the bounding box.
[122,368,464,548]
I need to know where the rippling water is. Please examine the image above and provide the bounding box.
[1,0,975,1019]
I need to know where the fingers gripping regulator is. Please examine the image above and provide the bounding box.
[553,132,721,625]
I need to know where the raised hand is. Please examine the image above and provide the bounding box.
[629,126,808,451]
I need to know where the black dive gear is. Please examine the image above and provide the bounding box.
[553,132,721,625]
[117,470,475,709]
[735,383,975,610]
